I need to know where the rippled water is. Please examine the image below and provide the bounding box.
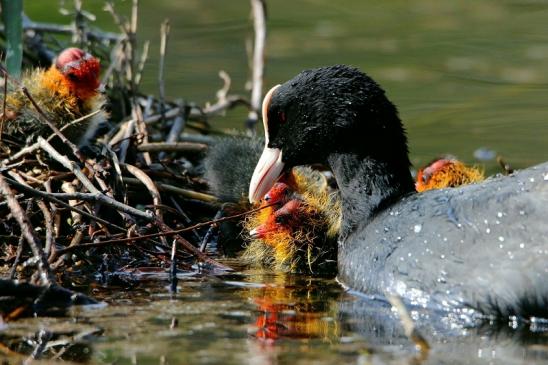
[2,269,547,364]
[11,1,548,364]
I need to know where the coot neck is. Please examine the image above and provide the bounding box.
[327,153,415,239]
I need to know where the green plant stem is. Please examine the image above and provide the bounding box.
[1,0,23,78]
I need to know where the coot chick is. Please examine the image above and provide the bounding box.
[2,47,107,144]
[415,157,484,192]
[203,136,265,254]
[249,65,548,319]
[204,135,264,204]
[243,167,340,273]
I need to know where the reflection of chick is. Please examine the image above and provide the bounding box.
[3,47,107,144]
[415,157,484,192]
[247,273,340,341]
[242,167,341,274]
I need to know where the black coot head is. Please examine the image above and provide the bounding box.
[267,65,406,166]
[249,65,409,203]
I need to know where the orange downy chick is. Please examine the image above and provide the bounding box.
[242,167,340,273]
[3,47,107,143]
[416,158,484,192]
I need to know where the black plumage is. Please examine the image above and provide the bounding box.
[250,64,548,319]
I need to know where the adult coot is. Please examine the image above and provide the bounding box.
[248,65,548,319]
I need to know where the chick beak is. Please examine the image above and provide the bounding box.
[248,84,284,203]
[249,226,266,239]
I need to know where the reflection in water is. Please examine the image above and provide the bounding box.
[241,272,548,365]
[0,272,547,364]
[246,273,339,341]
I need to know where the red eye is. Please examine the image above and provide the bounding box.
[278,111,286,124]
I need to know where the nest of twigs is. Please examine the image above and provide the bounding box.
[0,1,263,318]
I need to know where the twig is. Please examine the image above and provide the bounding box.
[27,329,52,363]
[170,196,202,242]
[103,2,129,35]
[55,109,103,137]
[164,100,188,155]
[50,226,84,267]
[387,294,430,356]
[128,0,139,99]
[178,134,215,144]
[133,103,152,165]
[104,0,138,98]
[8,170,56,257]
[200,209,223,252]
[52,203,272,256]
[61,180,83,225]
[497,155,513,175]
[42,190,153,220]
[37,137,99,193]
[142,94,154,117]
[130,0,138,36]
[69,0,91,45]
[204,94,251,116]
[38,200,54,257]
[0,174,55,286]
[117,119,135,163]
[100,39,124,85]
[206,71,252,118]
[134,40,149,87]
[3,176,128,232]
[169,238,177,294]
[137,141,207,154]
[158,19,170,124]
[9,200,32,279]
[43,179,60,239]
[122,163,164,223]
[1,68,7,139]
[36,138,118,230]
[247,0,267,133]
[19,15,123,42]
[142,94,251,126]
[122,177,218,203]
[154,220,230,270]
[9,233,25,279]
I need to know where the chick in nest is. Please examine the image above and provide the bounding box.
[242,166,341,274]
[2,47,108,145]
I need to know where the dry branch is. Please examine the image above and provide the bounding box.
[137,142,207,154]
[247,0,267,132]
[0,174,55,285]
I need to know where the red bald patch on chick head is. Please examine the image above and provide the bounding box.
[55,48,87,69]
[418,159,453,185]
[252,199,304,240]
[261,182,291,207]
[55,48,101,100]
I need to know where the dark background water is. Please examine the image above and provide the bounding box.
[14,1,548,364]
[27,0,548,170]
